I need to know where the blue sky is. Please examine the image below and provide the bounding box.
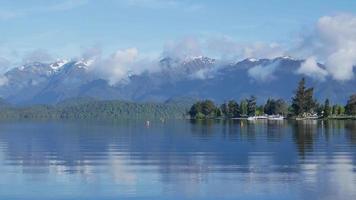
[0,0,356,62]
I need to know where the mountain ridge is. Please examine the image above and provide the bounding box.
[0,56,354,105]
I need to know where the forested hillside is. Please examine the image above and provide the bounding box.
[0,99,191,120]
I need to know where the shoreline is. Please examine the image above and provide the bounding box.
[189,116,356,121]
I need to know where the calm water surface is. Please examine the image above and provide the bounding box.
[0,120,355,200]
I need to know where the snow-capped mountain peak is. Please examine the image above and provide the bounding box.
[50,59,69,71]
[0,56,354,105]
[74,59,95,69]
[247,58,258,62]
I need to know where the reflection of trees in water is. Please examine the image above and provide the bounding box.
[0,120,355,185]
[266,120,288,142]
[345,121,356,144]
[239,120,287,142]
[189,119,215,138]
[323,120,346,138]
[0,122,129,175]
[239,120,257,141]
[291,120,318,158]
[290,120,356,159]
[220,120,240,140]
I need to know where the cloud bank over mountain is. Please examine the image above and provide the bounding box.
[297,57,328,81]
[1,14,356,86]
[296,14,356,81]
[84,14,356,83]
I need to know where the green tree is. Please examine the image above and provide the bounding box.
[201,100,217,117]
[291,78,306,116]
[345,94,356,115]
[305,88,316,113]
[256,105,264,116]
[291,78,316,116]
[332,105,338,115]
[221,100,240,118]
[264,98,288,115]
[275,99,288,115]
[264,99,275,115]
[220,103,229,117]
[228,100,240,118]
[189,102,202,118]
[239,100,248,116]
[338,106,345,115]
[247,96,257,116]
[189,100,217,119]
[323,99,331,118]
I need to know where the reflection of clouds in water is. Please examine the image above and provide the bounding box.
[107,146,137,185]
[329,155,356,197]
[0,121,355,199]
[299,154,356,199]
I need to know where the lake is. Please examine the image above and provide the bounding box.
[0,119,355,200]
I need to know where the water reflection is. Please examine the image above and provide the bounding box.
[0,120,355,199]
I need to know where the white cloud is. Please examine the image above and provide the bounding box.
[297,57,328,81]
[163,37,202,60]
[248,61,280,82]
[206,36,285,60]
[80,46,102,61]
[90,48,157,85]
[296,14,356,81]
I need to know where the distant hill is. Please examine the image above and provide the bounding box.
[0,56,354,105]
[0,99,190,120]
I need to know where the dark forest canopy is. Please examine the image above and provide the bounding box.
[189,78,356,119]
[0,78,354,120]
[0,99,191,120]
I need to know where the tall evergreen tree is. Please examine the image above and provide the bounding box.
[220,103,229,117]
[220,100,239,118]
[264,99,275,115]
[264,98,288,115]
[323,99,331,118]
[275,99,288,115]
[291,78,316,116]
[292,78,306,116]
[227,100,240,118]
[201,100,216,117]
[345,94,356,115]
[332,105,338,115]
[304,88,316,113]
[240,100,248,116]
[247,96,257,116]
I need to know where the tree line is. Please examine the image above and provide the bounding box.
[189,78,356,119]
[0,100,191,120]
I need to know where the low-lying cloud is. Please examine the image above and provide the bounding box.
[248,61,280,82]
[207,36,285,60]
[89,48,158,85]
[2,13,356,85]
[162,37,202,60]
[297,57,328,81]
[296,14,356,81]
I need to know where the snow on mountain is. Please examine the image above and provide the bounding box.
[74,59,95,69]
[50,59,69,71]
[0,56,354,105]
[247,58,258,62]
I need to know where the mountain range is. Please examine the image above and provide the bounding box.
[0,56,355,105]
